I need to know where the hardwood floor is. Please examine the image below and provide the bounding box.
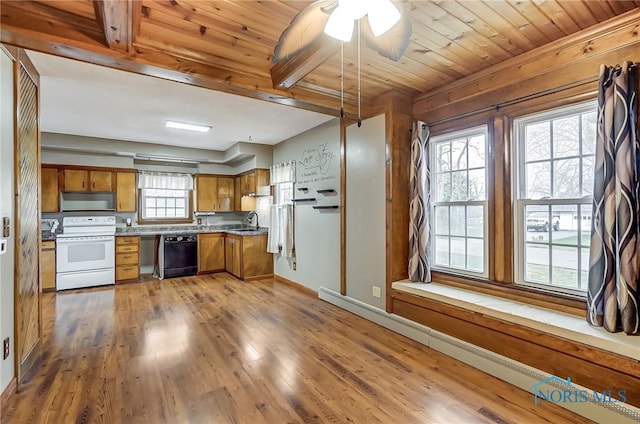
[2,273,592,423]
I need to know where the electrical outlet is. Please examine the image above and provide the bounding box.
[372,286,381,298]
[292,261,297,271]
[3,337,9,360]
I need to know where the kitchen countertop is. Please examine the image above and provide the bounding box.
[42,226,268,240]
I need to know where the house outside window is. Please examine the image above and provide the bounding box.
[514,101,597,295]
[430,125,488,277]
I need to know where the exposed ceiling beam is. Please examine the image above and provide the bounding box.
[93,0,131,52]
[270,37,340,89]
[0,21,362,118]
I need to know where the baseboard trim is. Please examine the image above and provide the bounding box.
[1,376,17,413]
[318,287,640,424]
[274,275,317,297]
[244,274,274,282]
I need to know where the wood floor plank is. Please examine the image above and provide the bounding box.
[2,273,593,423]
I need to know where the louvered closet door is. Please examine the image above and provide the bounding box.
[16,60,41,382]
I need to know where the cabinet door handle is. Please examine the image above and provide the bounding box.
[92,182,95,189]
[119,202,122,209]
[82,181,85,188]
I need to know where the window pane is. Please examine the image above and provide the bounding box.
[450,206,465,236]
[525,243,549,284]
[157,198,166,207]
[551,246,578,289]
[582,112,597,155]
[435,206,449,235]
[166,209,176,217]
[467,238,484,273]
[146,208,156,218]
[166,198,176,207]
[525,121,550,161]
[436,173,451,202]
[580,204,592,246]
[436,143,451,172]
[581,248,590,290]
[176,198,186,208]
[451,139,467,170]
[435,236,449,266]
[526,205,550,241]
[450,237,466,268]
[552,115,580,158]
[468,135,485,168]
[582,156,594,196]
[468,169,485,200]
[146,198,156,208]
[526,162,550,199]
[467,206,483,237]
[450,171,467,201]
[552,205,576,245]
[554,158,580,198]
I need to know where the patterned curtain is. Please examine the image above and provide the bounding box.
[408,121,431,282]
[588,62,639,335]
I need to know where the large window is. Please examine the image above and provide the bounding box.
[514,102,597,294]
[138,171,193,222]
[431,126,488,276]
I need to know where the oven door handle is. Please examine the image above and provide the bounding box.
[56,236,115,243]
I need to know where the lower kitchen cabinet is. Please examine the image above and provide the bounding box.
[197,233,225,273]
[116,236,140,282]
[225,234,273,281]
[41,240,56,291]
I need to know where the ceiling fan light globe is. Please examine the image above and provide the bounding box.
[324,6,355,42]
[339,0,368,20]
[368,0,401,36]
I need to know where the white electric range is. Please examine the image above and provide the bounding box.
[56,216,116,290]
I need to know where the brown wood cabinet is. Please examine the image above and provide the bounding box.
[195,174,218,211]
[115,236,140,282]
[234,177,242,211]
[225,234,242,277]
[197,233,225,273]
[240,173,255,196]
[41,240,56,291]
[225,233,273,281]
[41,167,59,212]
[217,177,234,211]
[63,169,113,192]
[116,171,136,212]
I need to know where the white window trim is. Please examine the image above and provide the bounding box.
[512,101,597,297]
[430,125,489,279]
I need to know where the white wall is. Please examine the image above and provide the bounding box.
[346,114,386,309]
[273,119,340,292]
[0,48,16,392]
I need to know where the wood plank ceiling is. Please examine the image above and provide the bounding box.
[1,1,639,118]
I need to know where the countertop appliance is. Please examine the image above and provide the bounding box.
[56,216,116,290]
[159,234,197,279]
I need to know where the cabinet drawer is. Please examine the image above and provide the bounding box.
[116,253,138,265]
[116,236,139,245]
[42,241,55,250]
[116,265,139,281]
[116,244,139,253]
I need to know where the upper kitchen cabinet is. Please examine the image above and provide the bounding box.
[41,167,59,212]
[116,171,136,212]
[217,177,234,211]
[195,174,218,211]
[234,177,242,211]
[239,169,270,197]
[63,168,113,192]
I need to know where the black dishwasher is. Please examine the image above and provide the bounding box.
[163,235,198,278]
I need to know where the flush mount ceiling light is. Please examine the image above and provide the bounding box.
[165,120,212,133]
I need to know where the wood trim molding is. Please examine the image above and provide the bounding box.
[93,0,131,51]
[413,9,640,123]
[392,291,640,408]
[339,118,348,296]
[431,271,586,315]
[0,377,17,413]
[244,274,274,282]
[273,275,317,297]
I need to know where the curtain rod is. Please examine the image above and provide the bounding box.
[425,61,638,128]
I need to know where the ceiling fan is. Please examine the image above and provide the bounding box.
[273,0,411,63]
[272,0,412,124]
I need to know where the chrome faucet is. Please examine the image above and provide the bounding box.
[246,211,259,229]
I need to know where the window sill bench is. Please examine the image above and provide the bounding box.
[392,281,639,361]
